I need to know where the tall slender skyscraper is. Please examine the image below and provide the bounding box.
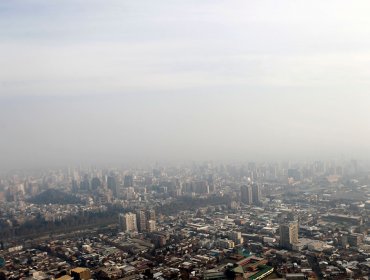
[124,175,133,188]
[71,179,79,193]
[107,175,118,196]
[147,220,156,232]
[252,184,261,205]
[279,222,299,250]
[80,175,90,191]
[136,209,147,232]
[241,185,252,205]
[91,177,101,190]
[146,209,156,221]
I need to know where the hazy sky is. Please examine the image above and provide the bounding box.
[1,0,370,169]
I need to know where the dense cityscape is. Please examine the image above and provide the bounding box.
[0,160,369,279]
[2,1,370,279]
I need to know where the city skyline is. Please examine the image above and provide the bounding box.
[1,2,370,279]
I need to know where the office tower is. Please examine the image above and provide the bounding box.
[118,214,125,231]
[124,175,133,187]
[207,174,215,192]
[279,222,299,250]
[119,212,137,232]
[340,235,349,248]
[91,177,101,190]
[147,220,156,232]
[287,169,301,181]
[107,175,118,196]
[241,185,252,205]
[153,168,161,178]
[228,231,244,245]
[191,180,209,194]
[136,209,147,232]
[71,179,79,193]
[80,175,90,191]
[146,209,156,221]
[252,184,261,205]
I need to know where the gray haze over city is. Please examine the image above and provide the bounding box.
[1,0,370,170]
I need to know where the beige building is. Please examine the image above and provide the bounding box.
[70,267,91,280]
[147,219,156,232]
[136,209,147,232]
[279,222,299,250]
[119,212,137,232]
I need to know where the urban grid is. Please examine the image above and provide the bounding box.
[0,160,369,279]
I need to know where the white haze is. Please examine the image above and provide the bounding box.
[1,0,370,170]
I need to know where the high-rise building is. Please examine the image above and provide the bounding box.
[252,184,261,205]
[136,209,147,232]
[287,169,301,181]
[207,174,215,192]
[147,220,156,232]
[146,209,156,221]
[71,179,79,193]
[347,233,364,247]
[228,231,244,245]
[241,185,252,205]
[124,175,133,187]
[279,222,299,250]
[119,212,137,232]
[192,180,209,194]
[216,239,235,249]
[107,175,118,196]
[91,177,101,190]
[80,175,90,191]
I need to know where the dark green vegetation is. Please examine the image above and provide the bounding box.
[156,195,230,215]
[0,205,126,241]
[28,189,82,205]
[1,195,230,243]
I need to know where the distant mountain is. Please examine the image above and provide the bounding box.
[28,189,82,205]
